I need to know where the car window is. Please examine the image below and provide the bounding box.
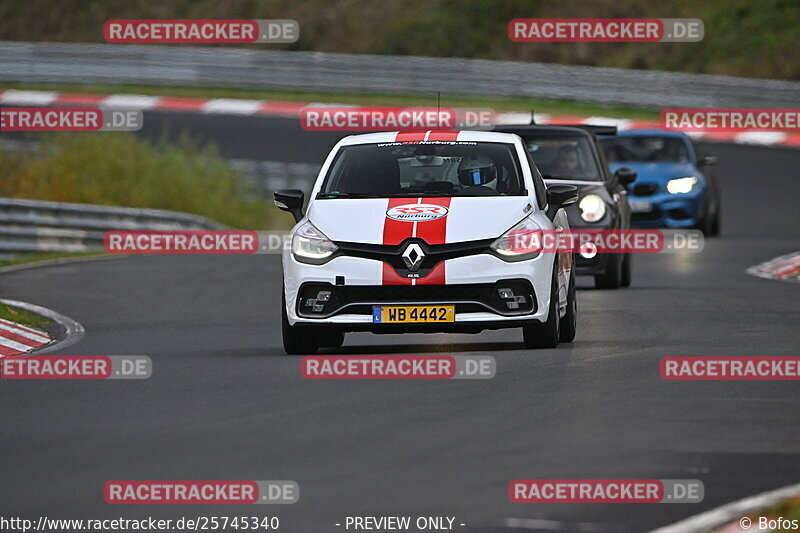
[524,136,603,181]
[601,136,690,163]
[319,142,526,198]
[523,147,548,210]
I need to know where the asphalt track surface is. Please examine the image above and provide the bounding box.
[1,112,799,532]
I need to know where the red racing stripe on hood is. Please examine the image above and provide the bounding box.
[382,198,414,285]
[415,197,451,285]
[381,197,452,286]
[415,197,451,246]
[383,197,414,246]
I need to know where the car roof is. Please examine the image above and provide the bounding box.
[338,130,521,146]
[613,129,689,139]
[492,125,593,138]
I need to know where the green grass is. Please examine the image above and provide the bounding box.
[0,251,106,269]
[0,0,797,79]
[0,132,282,230]
[0,302,51,329]
[0,81,660,121]
[741,496,800,532]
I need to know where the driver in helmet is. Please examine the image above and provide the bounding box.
[457,154,498,193]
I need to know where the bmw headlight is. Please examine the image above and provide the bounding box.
[666,176,698,194]
[578,194,606,223]
[291,221,338,264]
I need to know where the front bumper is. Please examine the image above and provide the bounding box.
[629,191,704,228]
[283,252,556,330]
[574,252,611,276]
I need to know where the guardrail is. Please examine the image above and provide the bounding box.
[0,197,226,254]
[1,41,799,109]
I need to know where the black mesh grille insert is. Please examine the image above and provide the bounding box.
[632,183,659,196]
[297,280,536,318]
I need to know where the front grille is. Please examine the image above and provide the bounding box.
[632,207,663,222]
[666,208,692,220]
[297,280,536,318]
[336,238,493,278]
[632,183,659,196]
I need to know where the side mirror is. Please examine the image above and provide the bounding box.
[615,167,637,186]
[274,189,305,223]
[699,155,718,167]
[545,184,579,220]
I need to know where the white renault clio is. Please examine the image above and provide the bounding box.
[274,130,579,354]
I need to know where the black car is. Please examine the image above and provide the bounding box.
[494,125,636,289]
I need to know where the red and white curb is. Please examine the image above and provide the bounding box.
[0,317,52,357]
[649,482,800,533]
[0,298,85,356]
[0,89,306,117]
[747,251,800,283]
[2,89,800,148]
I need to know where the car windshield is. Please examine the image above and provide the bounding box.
[600,135,690,163]
[523,135,602,181]
[318,141,525,198]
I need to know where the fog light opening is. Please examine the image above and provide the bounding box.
[316,290,331,302]
[498,288,514,299]
[579,243,598,259]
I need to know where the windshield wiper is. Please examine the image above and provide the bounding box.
[541,174,575,180]
[392,191,454,197]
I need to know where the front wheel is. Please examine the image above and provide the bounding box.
[620,253,632,288]
[595,253,622,289]
[523,267,561,349]
[558,273,577,343]
[318,330,345,348]
[281,292,319,355]
[709,203,721,236]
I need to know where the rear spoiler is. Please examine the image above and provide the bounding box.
[557,124,618,136]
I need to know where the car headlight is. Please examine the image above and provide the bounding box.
[666,176,698,194]
[490,217,543,262]
[578,194,606,223]
[291,221,338,264]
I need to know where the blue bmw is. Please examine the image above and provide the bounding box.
[599,130,721,235]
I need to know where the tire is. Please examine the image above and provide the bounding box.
[709,203,721,236]
[281,291,319,355]
[697,199,714,236]
[523,266,560,349]
[558,273,577,343]
[594,253,622,289]
[620,253,632,288]
[318,330,345,348]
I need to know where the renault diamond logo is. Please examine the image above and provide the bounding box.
[401,243,425,271]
